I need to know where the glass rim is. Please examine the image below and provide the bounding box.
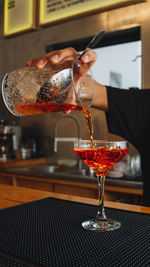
[74,139,128,144]
[2,73,23,117]
[73,139,129,148]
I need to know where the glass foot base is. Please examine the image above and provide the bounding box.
[82,218,121,232]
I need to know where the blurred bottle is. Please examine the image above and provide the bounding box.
[125,154,142,177]
[4,121,21,151]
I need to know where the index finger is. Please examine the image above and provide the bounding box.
[45,47,79,63]
[26,47,79,69]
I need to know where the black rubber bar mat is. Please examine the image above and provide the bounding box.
[0,197,149,267]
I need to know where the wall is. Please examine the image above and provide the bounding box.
[0,0,150,158]
[93,41,142,89]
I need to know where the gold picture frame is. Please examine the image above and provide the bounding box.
[39,0,145,26]
[4,0,36,37]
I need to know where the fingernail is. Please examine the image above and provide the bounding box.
[38,59,45,66]
[83,55,90,63]
[51,55,59,62]
[26,60,32,66]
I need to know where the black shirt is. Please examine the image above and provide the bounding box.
[106,86,150,206]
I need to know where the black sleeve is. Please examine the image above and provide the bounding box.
[105,86,150,152]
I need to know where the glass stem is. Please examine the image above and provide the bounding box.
[96,175,107,221]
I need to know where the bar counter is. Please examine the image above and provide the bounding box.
[0,165,143,205]
[0,184,148,213]
[0,185,149,266]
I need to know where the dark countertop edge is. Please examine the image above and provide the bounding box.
[0,168,143,189]
[105,177,143,189]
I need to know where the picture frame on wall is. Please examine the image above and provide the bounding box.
[4,0,36,37]
[39,0,145,26]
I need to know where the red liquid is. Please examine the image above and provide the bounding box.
[15,102,82,115]
[74,146,128,176]
[82,105,94,144]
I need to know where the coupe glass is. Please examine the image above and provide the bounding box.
[74,140,128,232]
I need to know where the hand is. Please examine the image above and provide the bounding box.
[27,48,97,113]
[27,47,97,72]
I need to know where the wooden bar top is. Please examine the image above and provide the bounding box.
[0,184,150,214]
